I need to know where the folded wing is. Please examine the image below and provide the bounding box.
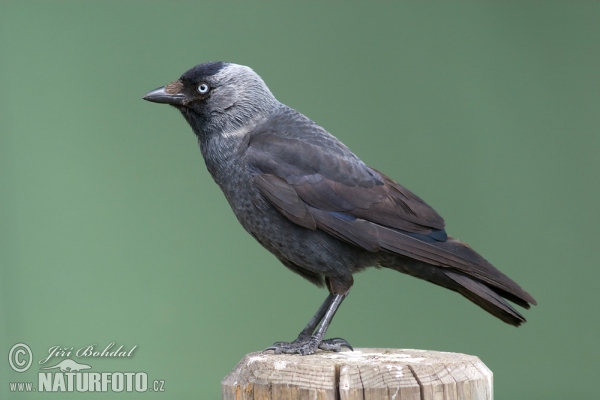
[246,128,536,323]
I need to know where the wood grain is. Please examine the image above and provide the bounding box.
[222,348,492,400]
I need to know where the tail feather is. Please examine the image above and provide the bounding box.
[382,236,536,326]
[433,236,537,307]
[445,270,526,326]
[375,226,537,307]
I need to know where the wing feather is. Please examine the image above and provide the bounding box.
[247,132,445,236]
[253,174,316,230]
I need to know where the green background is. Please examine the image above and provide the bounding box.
[2,1,598,399]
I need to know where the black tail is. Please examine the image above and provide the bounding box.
[444,270,527,326]
[383,237,536,326]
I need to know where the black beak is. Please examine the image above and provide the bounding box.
[143,86,187,105]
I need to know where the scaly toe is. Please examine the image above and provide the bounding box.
[318,337,353,352]
[263,338,320,355]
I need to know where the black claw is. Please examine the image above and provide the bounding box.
[327,337,354,350]
[263,342,289,354]
[318,337,354,352]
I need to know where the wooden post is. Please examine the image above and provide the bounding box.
[222,348,492,400]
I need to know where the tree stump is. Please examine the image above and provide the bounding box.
[222,348,492,400]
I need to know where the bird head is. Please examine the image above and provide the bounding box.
[143,62,278,137]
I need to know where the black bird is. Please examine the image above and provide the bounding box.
[143,62,536,355]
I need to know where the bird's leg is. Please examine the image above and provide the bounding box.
[265,276,354,355]
[264,293,352,355]
[292,293,335,343]
[312,293,353,352]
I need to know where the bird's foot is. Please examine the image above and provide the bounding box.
[264,337,353,355]
[318,337,354,352]
[264,338,319,355]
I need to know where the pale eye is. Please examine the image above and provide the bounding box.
[197,83,210,94]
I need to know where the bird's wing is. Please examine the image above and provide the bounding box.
[246,131,446,237]
[246,128,535,304]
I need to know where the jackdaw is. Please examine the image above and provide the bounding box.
[143,62,536,355]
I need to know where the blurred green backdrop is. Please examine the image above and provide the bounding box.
[1,1,598,399]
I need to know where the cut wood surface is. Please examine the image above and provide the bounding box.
[222,348,492,400]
